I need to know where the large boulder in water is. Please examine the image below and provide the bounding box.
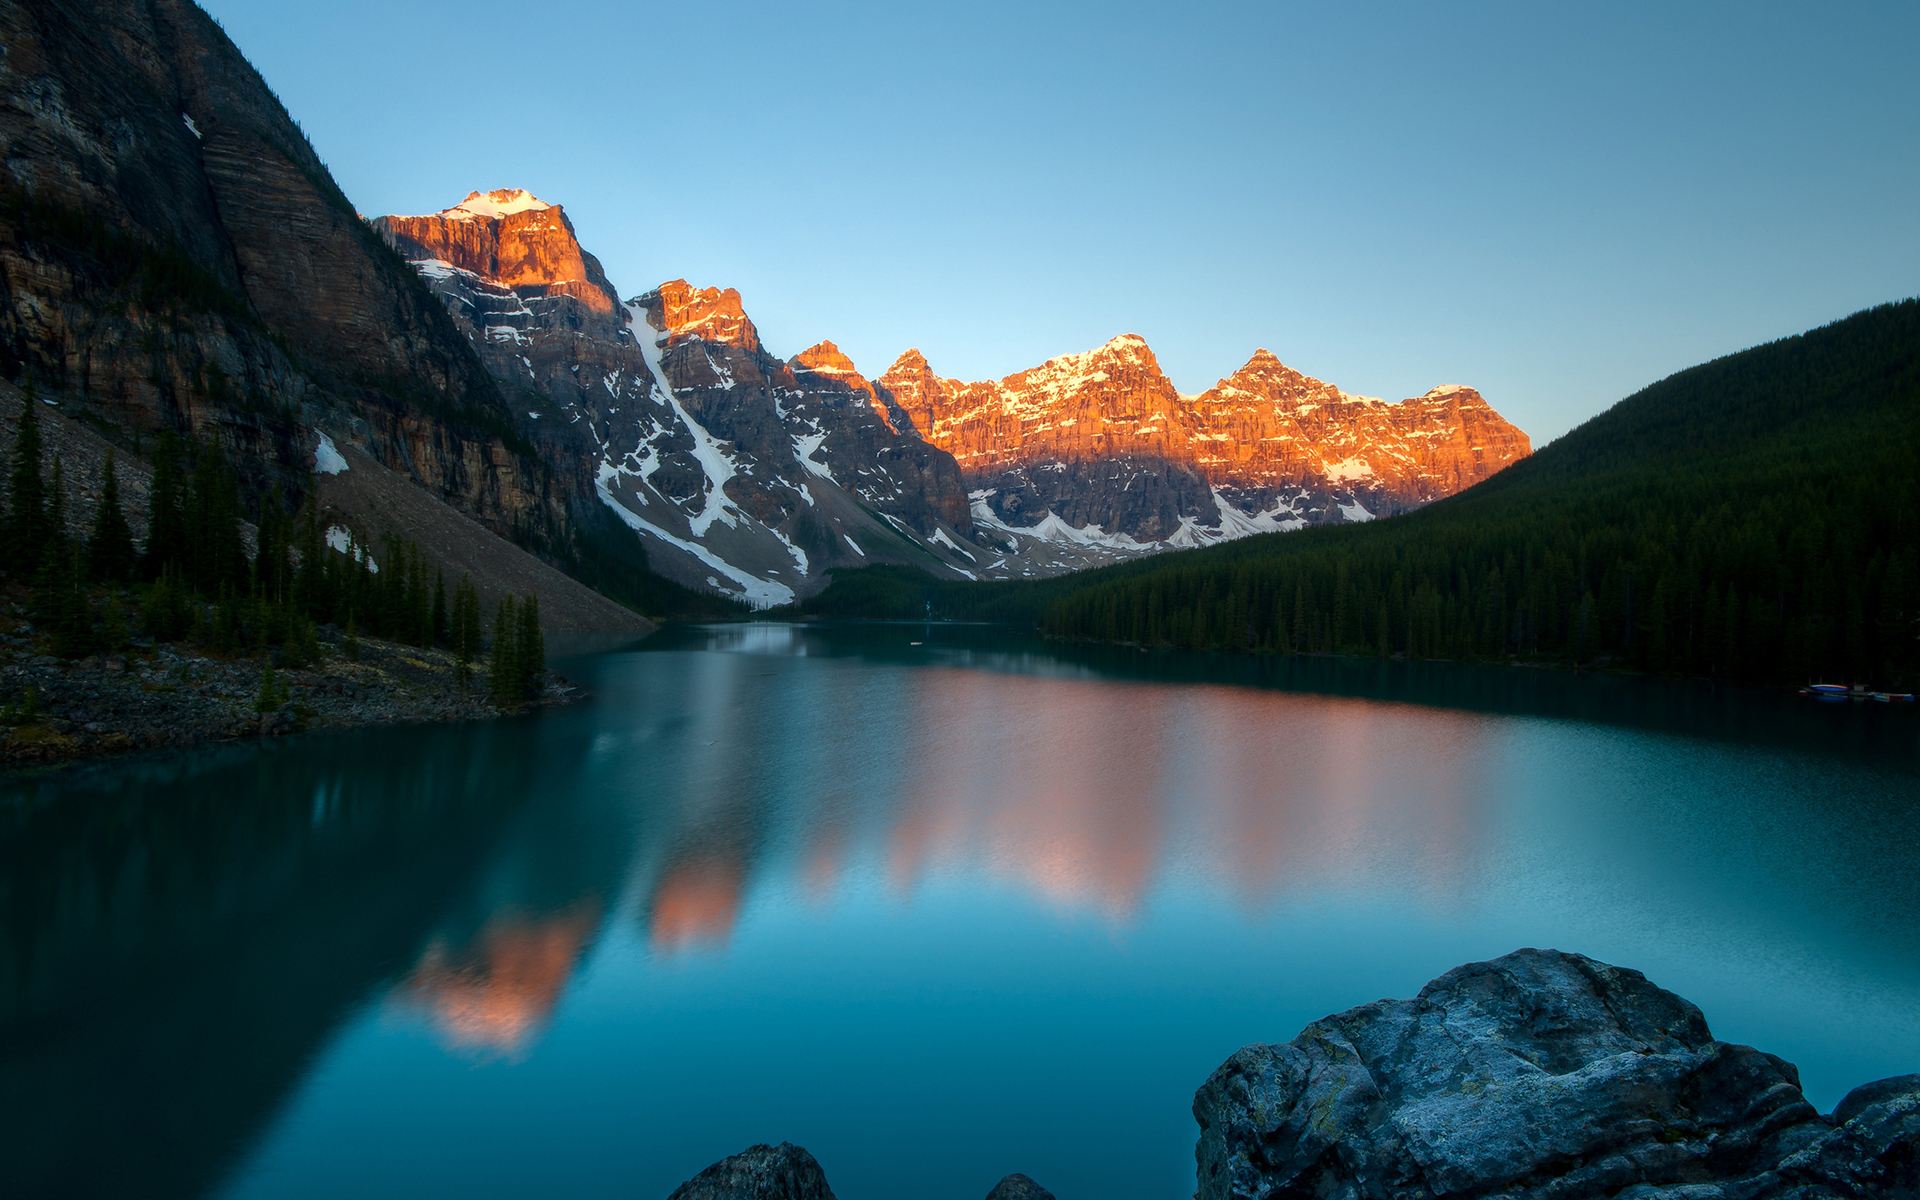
[984,1173,1055,1200]
[1193,948,1920,1199]
[666,1143,835,1200]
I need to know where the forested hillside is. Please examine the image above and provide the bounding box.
[804,301,1920,687]
[1045,301,1919,684]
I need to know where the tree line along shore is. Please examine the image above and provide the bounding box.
[1,385,557,766]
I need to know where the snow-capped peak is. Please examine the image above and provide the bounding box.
[436,188,553,221]
[1029,333,1159,377]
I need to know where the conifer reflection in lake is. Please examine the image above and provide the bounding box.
[1,622,1915,1200]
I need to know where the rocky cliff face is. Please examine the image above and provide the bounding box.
[378,190,619,316]
[877,336,1532,545]
[0,0,631,610]
[784,339,971,532]
[1193,949,1919,1199]
[604,281,982,603]
[375,194,988,605]
[371,192,662,580]
[0,0,1533,613]
[377,188,1531,603]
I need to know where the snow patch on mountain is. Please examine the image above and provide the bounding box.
[594,463,793,608]
[969,496,1154,553]
[628,301,743,538]
[313,431,348,475]
[792,430,835,480]
[427,188,553,221]
[324,525,377,572]
[929,527,975,560]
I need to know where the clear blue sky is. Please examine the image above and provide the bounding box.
[202,0,1918,442]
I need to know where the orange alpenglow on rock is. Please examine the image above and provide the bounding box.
[374,189,619,315]
[647,279,763,352]
[876,335,1531,520]
[790,339,863,377]
[791,339,901,431]
[372,185,1534,597]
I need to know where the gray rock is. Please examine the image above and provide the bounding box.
[984,1173,1055,1200]
[1832,1073,1920,1124]
[1193,948,1920,1199]
[666,1143,835,1200]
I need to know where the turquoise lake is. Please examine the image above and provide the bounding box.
[3,623,1917,1199]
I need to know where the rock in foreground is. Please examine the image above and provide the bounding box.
[1194,948,1920,1199]
[665,1146,1060,1200]
[983,1174,1056,1200]
[667,1144,835,1200]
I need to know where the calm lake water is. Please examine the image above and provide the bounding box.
[3,623,1917,1199]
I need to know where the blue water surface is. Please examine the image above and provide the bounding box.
[3,623,1916,1199]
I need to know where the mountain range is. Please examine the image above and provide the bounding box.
[374,189,1530,606]
[2,0,1525,619]
[1024,300,1916,687]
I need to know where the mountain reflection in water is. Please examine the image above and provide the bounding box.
[394,901,602,1057]
[0,622,1914,1200]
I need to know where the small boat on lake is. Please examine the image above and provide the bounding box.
[1800,683,1852,702]
[1798,683,1915,703]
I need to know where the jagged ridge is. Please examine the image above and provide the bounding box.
[373,187,1531,603]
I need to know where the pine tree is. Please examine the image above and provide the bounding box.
[143,566,193,641]
[517,592,544,701]
[36,543,94,659]
[7,385,48,575]
[281,610,320,669]
[187,440,245,594]
[452,576,482,686]
[252,487,291,602]
[293,499,323,615]
[44,457,66,556]
[88,450,137,583]
[208,585,244,656]
[431,570,449,647]
[1574,589,1598,664]
[489,595,520,706]
[409,555,431,646]
[143,433,190,578]
[254,663,286,715]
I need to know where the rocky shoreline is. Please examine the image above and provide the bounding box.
[665,951,1918,1200]
[0,611,577,768]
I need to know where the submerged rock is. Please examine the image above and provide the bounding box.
[1193,948,1920,1199]
[984,1173,1055,1200]
[666,1143,835,1200]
